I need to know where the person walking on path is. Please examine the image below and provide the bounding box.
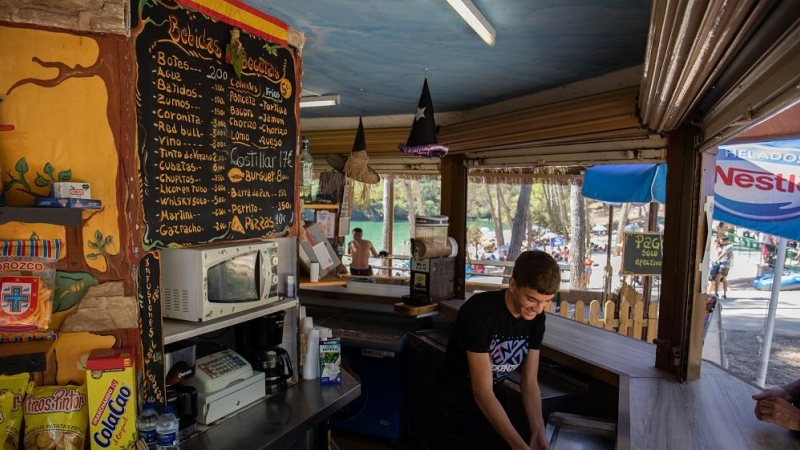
[709,236,734,298]
[584,255,593,287]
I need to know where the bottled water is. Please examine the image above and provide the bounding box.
[156,406,180,450]
[136,403,158,450]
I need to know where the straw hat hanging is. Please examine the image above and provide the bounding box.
[326,117,381,185]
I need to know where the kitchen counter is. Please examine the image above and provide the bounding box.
[181,372,360,450]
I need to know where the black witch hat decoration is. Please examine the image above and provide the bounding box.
[326,117,381,184]
[398,79,449,158]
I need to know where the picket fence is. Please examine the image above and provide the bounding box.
[545,284,658,343]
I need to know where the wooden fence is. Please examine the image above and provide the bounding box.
[545,285,658,343]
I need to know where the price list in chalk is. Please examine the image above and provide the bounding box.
[134,0,298,246]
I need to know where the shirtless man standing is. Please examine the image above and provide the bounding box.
[348,228,380,277]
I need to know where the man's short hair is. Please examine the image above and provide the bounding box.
[511,250,562,295]
[353,228,363,233]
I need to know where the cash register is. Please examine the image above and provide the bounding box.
[182,343,266,425]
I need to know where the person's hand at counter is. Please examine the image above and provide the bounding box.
[753,379,800,430]
[754,397,800,430]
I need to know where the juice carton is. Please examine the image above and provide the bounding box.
[319,337,342,384]
[85,347,138,449]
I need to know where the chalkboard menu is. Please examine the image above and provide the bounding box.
[621,232,664,275]
[133,0,297,248]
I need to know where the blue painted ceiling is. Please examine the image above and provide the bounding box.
[246,0,653,119]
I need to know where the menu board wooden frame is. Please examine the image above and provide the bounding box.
[131,0,300,249]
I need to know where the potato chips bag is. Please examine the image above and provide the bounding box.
[0,391,11,450]
[0,373,33,450]
[0,239,62,331]
[23,385,88,450]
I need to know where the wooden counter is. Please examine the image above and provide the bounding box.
[438,299,800,450]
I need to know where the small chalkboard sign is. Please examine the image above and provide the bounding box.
[621,232,664,275]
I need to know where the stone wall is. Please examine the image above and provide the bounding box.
[0,0,128,35]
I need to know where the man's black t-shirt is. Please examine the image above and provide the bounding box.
[430,289,546,449]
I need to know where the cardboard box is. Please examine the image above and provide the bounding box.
[300,223,341,277]
[34,197,102,209]
[51,182,92,199]
[85,347,137,450]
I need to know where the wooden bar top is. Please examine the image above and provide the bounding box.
[438,300,800,450]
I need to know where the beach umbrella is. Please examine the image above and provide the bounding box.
[582,163,667,205]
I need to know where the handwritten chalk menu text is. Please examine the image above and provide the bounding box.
[134,0,296,247]
[621,232,664,276]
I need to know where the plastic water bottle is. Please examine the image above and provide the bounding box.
[156,406,180,450]
[136,403,158,450]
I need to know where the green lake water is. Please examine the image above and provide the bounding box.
[349,219,500,254]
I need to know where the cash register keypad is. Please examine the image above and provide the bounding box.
[198,349,248,379]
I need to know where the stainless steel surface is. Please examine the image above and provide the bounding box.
[181,373,360,450]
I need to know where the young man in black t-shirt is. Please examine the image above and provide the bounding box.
[431,250,561,450]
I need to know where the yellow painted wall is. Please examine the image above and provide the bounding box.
[0,26,121,272]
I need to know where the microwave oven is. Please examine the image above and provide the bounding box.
[161,241,280,322]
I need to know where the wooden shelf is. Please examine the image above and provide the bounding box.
[0,206,82,226]
[163,298,298,344]
[301,203,338,210]
[0,339,56,374]
[394,302,439,317]
[298,274,347,288]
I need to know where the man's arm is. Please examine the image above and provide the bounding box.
[466,351,529,450]
[369,242,379,257]
[520,349,548,450]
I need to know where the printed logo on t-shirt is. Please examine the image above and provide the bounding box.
[488,337,529,383]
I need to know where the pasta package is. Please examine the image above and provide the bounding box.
[0,239,62,331]
[23,385,88,450]
[0,373,33,450]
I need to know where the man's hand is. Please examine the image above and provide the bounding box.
[754,397,800,430]
[753,386,792,403]
[529,431,549,450]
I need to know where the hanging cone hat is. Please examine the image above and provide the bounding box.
[326,117,381,184]
[398,78,449,158]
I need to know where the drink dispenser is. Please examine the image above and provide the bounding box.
[407,216,456,305]
[412,216,451,259]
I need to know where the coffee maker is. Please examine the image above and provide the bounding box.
[164,341,199,438]
[236,311,294,394]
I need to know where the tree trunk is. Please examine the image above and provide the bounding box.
[569,183,587,289]
[506,184,532,279]
[616,202,632,253]
[405,180,416,237]
[558,184,569,240]
[495,184,506,247]
[414,180,425,216]
[382,175,394,254]
[543,182,553,230]
[486,183,503,250]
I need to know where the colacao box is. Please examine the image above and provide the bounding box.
[51,182,92,199]
[319,337,342,384]
[85,347,137,450]
[34,197,102,209]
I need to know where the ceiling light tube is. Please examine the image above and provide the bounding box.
[300,94,341,108]
[445,0,496,46]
